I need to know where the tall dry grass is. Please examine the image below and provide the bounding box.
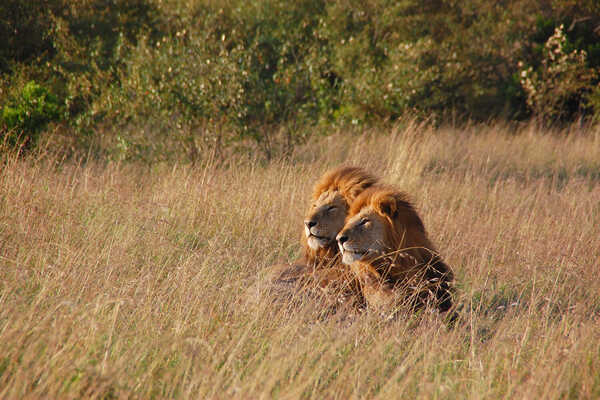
[1,123,599,399]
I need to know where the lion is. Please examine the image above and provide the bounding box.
[303,166,379,268]
[265,166,379,305]
[336,186,454,314]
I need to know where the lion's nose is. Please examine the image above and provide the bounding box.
[337,234,348,244]
[305,220,317,229]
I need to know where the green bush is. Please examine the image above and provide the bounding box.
[1,81,63,149]
[91,0,337,160]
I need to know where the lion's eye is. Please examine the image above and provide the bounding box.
[327,206,337,212]
[359,218,369,226]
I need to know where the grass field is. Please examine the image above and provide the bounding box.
[1,123,600,399]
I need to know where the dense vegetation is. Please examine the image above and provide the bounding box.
[1,0,599,160]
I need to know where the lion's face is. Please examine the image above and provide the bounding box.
[336,207,389,265]
[304,191,349,251]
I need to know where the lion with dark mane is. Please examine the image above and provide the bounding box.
[336,186,454,314]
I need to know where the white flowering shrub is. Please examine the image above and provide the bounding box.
[519,25,597,122]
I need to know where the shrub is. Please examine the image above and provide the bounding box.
[1,81,63,149]
[99,0,335,160]
[519,25,597,122]
[0,0,63,72]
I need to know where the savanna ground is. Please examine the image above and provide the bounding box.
[1,123,600,399]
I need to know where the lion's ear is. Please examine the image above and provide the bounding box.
[376,194,398,218]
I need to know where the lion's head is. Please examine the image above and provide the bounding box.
[302,166,378,265]
[336,186,433,266]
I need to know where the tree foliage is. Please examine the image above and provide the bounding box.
[1,0,599,158]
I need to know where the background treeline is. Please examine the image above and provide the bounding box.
[1,0,599,161]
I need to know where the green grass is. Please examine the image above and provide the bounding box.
[1,123,599,399]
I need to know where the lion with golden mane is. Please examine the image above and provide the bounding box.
[336,186,454,314]
[267,166,378,298]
